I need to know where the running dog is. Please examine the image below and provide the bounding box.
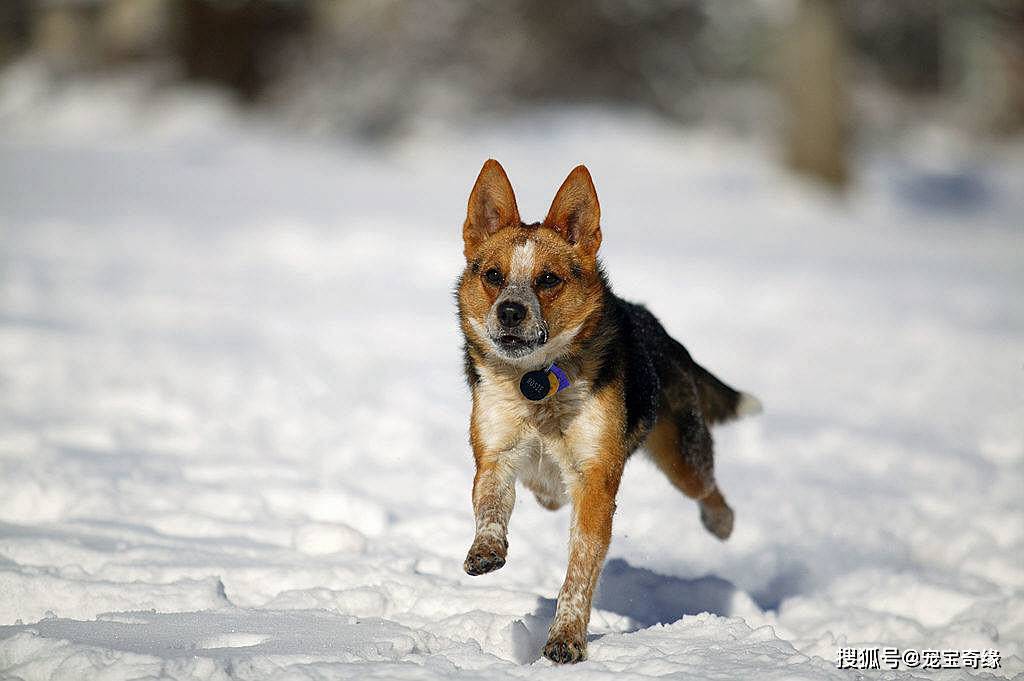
[455,160,761,664]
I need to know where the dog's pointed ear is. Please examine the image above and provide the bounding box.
[463,159,521,260]
[543,165,601,257]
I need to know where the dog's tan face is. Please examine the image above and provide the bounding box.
[458,160,605,368]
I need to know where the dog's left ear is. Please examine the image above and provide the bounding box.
[544,165,601,258]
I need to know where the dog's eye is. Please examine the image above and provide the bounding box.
[484,268,504,286]
[536,272,561,289]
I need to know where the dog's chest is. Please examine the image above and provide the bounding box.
[527,383,588,434]
[474,371,596,485]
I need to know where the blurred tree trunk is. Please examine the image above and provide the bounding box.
[954,3,1024,134]
[0,0,30,67]
[98,0,172,62]
[174,0,308,103]
[1002,8,1024,133]
[31,1,100,70]
[177,0,264,101]
[782,0,849,188]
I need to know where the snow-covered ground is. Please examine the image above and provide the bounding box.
[1,68,1022,680]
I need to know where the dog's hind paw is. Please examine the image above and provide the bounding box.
[700,501,734,541]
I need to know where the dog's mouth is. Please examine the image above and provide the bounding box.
[496,334,532,352]
[492,330,547,358]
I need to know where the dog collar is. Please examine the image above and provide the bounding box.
[519,363,570,401]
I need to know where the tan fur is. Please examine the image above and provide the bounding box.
[646,415,715,500]
[463,159,521,260]
[459,227,605,362]
[457,160,750,664]
[646,414,734,540]
[459,161,626,663]
[545,385,623,657]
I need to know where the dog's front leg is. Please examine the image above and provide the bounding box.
[463,449,518,576]
[543,463,620,664]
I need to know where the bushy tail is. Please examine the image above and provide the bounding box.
[692,362,762,425]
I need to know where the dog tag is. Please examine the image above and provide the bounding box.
[519,364,570,401]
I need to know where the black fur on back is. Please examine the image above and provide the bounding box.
[584,273,743,449]
[587,290,661,443]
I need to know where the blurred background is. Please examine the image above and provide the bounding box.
[1,3,1023,676]
[1,0,1022,187]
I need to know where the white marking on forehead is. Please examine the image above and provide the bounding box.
[510,240,536,282]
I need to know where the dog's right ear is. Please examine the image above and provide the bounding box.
[463,159,521,260]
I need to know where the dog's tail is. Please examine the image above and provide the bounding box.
[692,362,762,425]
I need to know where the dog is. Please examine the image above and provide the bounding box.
[455,159,762,664]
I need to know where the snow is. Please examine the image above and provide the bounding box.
[0,66,1022,680]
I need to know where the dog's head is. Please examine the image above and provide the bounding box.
[458,160,605,368]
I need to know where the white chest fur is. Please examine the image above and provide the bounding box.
[474,366,606,503]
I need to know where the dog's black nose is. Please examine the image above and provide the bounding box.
[497,301,527,327]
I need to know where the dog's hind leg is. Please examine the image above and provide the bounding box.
[645,410,734,540]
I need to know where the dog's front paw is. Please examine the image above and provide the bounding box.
[463,539,507,576]
[543,633,586,664]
